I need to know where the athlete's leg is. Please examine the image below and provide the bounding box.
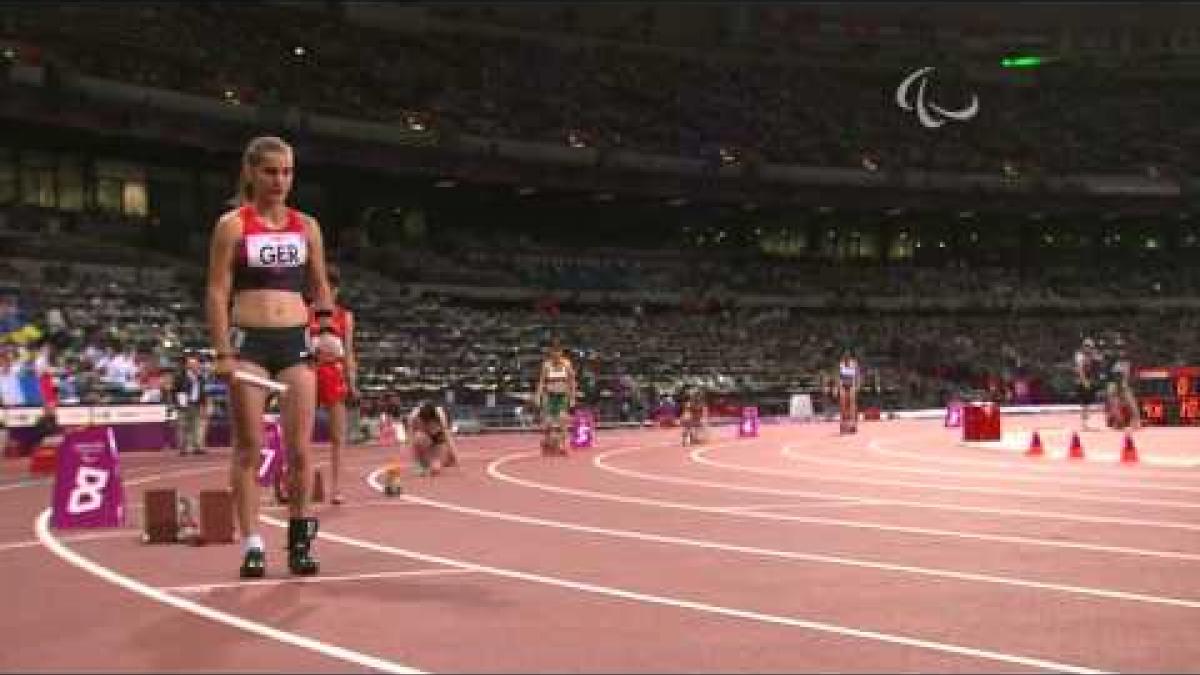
[278,361,319,575]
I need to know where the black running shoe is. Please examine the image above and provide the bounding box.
[240,548,266,579]
[287,518,320,576]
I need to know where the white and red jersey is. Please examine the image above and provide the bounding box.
[232,204,309,293]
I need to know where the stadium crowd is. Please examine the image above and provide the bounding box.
[1,3,1193,175]
[2,204,1194,428]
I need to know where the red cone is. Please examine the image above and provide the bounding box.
[1026,431,1044,458]
[1067,432,1085,460]
[1120,432,1139,464]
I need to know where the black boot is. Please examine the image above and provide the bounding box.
[287,517,320,575]
[240,547,266,579]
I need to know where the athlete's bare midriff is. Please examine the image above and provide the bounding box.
[231,289,309,327]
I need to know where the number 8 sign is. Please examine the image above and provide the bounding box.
[51,426,125,529]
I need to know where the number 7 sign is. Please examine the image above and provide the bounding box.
[256,421,285,487]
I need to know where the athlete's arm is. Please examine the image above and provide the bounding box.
[304,215,335,317]
[344,309,358,396]
[205,211,240,376]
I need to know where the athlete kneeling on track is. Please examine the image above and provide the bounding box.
[408,401,459,477]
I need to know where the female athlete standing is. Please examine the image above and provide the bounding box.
[207,136,338,579]
[837,349,860,434]
[535,340,576,456]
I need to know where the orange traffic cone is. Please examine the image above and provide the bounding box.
[1026,431,1044,458]
[1120,432,1139,464]
[1067,432,1085,460]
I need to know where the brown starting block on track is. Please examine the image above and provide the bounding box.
[198,490,234,544]
[142,488,234,545]
[142,489,179,544]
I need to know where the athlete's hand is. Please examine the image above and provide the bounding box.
[313,332,345,360]
[212,353,236,380]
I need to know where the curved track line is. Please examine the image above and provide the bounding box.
[348,469,1106,675]
[864,441,1200,493]
[955,429,1200,469]
[583,448,1200,562]
[776,445,1200,509]
[871,438,1200,481]
[685,446,1200,532]
[430,455,1200,609]
[35,509,424,674]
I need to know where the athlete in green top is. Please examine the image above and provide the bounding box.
[536,340,577,456]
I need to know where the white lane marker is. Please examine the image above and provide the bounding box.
[35,510,425,673]
[163,568,473,594]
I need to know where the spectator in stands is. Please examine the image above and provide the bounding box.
[0,345,21,407]
[206,135,337,579]
[171,352,209,455]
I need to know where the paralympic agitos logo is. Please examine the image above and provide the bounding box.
[895,66,979,129]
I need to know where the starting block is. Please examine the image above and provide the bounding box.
[142,488,234,545]
[198,490,234,544]
[142,488,179,544]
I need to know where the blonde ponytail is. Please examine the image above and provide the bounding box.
[228,135,293,206]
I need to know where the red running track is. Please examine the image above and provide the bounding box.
[2,414,1198,673]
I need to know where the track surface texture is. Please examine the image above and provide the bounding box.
[3,413,1198,673]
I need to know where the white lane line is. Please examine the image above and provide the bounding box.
[261,473,1109,675]
[473,452,1200,605]
[593,448,1200,562]
[0,529,135,553]
[780,444,1200,509]
[0,477,52,491]
[955,430,1200,469]
[684,446,1200,532]
[872,437,1200,476]
[163,568,474,594]
[778,444,1200,498]
[36,509,424,673]
[718,500,884,514]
